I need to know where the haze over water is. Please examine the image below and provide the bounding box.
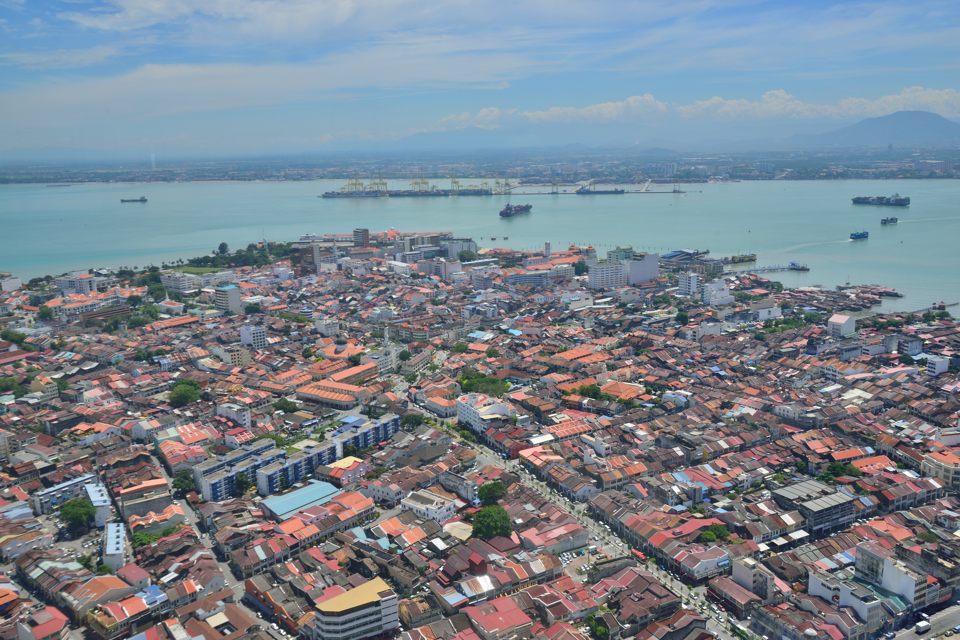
[2,178,958,312]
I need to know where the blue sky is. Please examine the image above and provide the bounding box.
[1,0,959,158]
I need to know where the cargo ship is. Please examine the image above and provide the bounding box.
[851,194,910,207]
[881,217,898,225]
[576,184,625,195]
[849,231,869,240]
[120,196,147,203]
[500,203,532,218]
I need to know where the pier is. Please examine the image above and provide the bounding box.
[726,262,810,274]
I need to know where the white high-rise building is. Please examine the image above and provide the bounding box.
[239,325,267,350]
[627,252,659,285]
[702,280,734,306]
[214,284,242,314]
[587,262,627,290]
[678,272,700,297]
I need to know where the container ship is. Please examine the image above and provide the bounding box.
[881,217,898,225]
[500,203,533,218]
[851,194,910,207]
[850,231,869,240]
[120,196,147,203]
[576,184,625,195]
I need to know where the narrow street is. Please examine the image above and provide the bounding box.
[467,444,749,640]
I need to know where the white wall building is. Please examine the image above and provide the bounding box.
[239,325,267,350]
[587,262,627,290]
[217,402,252,429]
[927,355,950,377]
[84,483,113,527]
[678,272,701,297]
[456,394,513,434]
[828,313,856,338]
[301,577,399,640]
[102,523,126,571]
[702,280,734,306]
[214,284,242,314]
[401,489,458,522]
[627,253,659,285]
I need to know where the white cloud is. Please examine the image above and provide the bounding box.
[0,45,122,69]
[524,94,667,123]
[430,86,960,135]
[677,87,960,119]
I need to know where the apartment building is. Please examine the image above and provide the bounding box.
[301,577,399,640]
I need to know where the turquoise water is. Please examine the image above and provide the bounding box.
[1,179,958,311]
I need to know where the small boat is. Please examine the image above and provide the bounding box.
[120,196,148,203]
[850,231,869,240]
[881,217,898,225]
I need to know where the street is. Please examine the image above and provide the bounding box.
[896,604,960,638]
[466,444,747,640]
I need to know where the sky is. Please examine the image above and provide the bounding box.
[1,0,959,159]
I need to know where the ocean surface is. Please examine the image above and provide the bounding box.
[1,178,958,312]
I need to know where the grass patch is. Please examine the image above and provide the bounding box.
[175,266,221,274]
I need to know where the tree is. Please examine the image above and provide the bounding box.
[458,368,509,397]
[234,474,252,496]
[675,310,689,325]
[399,350,411,361]
[245,303,262,314]
[218,242,229,255]
[347,354,362,366]
[485,347,499,358]
[172,470,195,495]
[273,398,299,413]
[126,295,142,307]
[698,524,729,543]
[37,306,53,321]
[132,531,161,548]
[458,250,479,262]
[478,481,506,506]
[401,413,425,429]
[169,379,201,408]
[450,343,469,354]
[60,498,95,534]
[573,259,588,276]
[472,505,511,539]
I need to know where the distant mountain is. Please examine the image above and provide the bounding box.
[796,110,960,148]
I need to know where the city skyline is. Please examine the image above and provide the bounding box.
[1,0,960,158]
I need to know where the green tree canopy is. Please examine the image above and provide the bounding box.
[573,260,588,276]
[218,242,229,255]
[458,368,509,397]
[273,398,299,413]
[472,505,512,539]
[485,347,499,358]
[233,474,252,496]
[478,480,506,506]
[60,497,95,533]
[675,310,689,325]
[37,306,53,320]
[401,413,425,429]
[169,379,201,408]
[399,350,411,361]
[172,470,195,495]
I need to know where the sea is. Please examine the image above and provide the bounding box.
[1,178,958,312]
